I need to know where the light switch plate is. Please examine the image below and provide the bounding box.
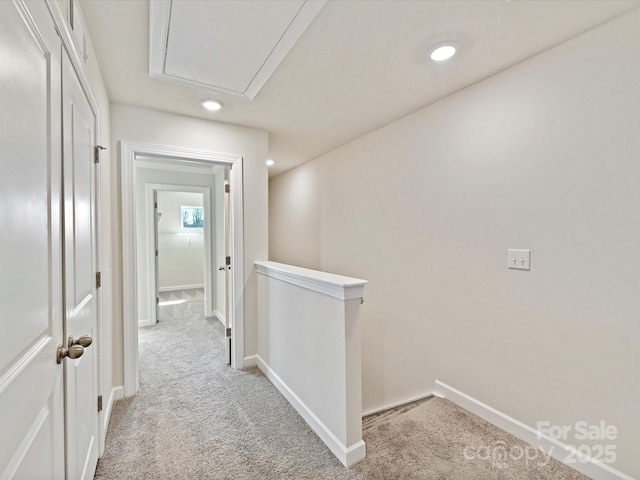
[508,249,530,270]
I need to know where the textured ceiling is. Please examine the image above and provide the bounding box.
[81,0,640,177]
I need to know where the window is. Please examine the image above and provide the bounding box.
[181,206,204,228]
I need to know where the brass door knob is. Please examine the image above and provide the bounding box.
[68,335,93,348]
[56,344,85,364]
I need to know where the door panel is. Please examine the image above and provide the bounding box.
[223,170,232,365]
[154,190,160,324]
[62,49,99,480]
[0,1,65,479]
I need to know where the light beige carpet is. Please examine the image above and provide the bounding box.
[354,397,589,479]
[95,292,590,479]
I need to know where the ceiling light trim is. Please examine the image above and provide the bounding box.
[201,99,223,112]
[149,0,327,100]
[429,41,460,62]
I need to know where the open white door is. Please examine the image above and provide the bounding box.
[153,190,160,324]
[223,171,232,365]
[62,49,100,480]
[0,2,65,478]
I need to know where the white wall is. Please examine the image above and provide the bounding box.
[134,169,214,323]
[111,104,269,380]
[157,191,203,233]
[269,10,640,478]
[156,191,205,291]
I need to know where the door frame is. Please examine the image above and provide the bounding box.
[146,184,214,326]
[120,141,245,397]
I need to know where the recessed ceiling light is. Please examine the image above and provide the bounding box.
[202,99,223,111]
[266,159,275,166]
[430,43,458,62]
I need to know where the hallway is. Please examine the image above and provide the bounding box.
[95,289,591,479]
[94,290,357,479]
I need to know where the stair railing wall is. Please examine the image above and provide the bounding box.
[255,261,367,467]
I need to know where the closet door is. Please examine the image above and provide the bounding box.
[62,48,100,480]
[0,1,65,479]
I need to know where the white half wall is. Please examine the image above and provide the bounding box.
[268,9,640,478]
[256,261,367,467]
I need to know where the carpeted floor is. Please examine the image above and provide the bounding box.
[95,290,590,479]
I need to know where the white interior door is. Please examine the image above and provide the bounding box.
[224,171,232,365]
[153,190,160,324]
[62,48,100,480]
[0,2,65,478]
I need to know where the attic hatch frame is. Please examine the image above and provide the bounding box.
[148,0,327,99]
[120,140,244,397]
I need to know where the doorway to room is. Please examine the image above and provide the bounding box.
[121,141,245,398]
[156,190,207,315]
[134,161,232,363]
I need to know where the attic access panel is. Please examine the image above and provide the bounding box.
[150,0,326,100]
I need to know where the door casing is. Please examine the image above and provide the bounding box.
[120,141,245,397]
[146,184,214,326]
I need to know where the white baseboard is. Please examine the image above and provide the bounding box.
[243,354,258,368]
[103,386,124,434]
[256,355,365,467]
[159,284,204,292]
[138,318,154,327]
[362,392,434,417]
[435,381,634,480]
[213,310,226,327]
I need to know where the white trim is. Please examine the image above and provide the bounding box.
[0,336,50,395]
[256,355,366,467]
[148,0,326,100]
[255,261,367,301]
[159,284,205,293]
[146,183,213,327]
[243,1,327,99]
[121,141,138,397]
[121,141,245,399]
[213,310,226,327]
[435,381,635,480]
[148,0,171,81]
[362,392,434,418]
[137,158,223,175]
[137,319,153,328]
[243,354,258,368]
[102,386,124,436]
[46,1,101,123]
[1,406,50,480]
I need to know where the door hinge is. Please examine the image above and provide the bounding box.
[225,183,230,193]
[156,249,158,257]
[225,256,231,266]
[94,145,106,163]
[96,271,101,288]
[97,395,103,412]
[226,327,231,337]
